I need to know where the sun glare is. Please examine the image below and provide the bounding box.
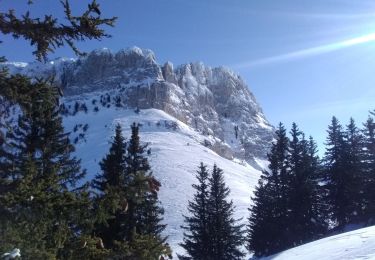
[236,32,375,68]
[340,32,375,47]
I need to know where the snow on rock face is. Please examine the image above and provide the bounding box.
[261,225,375,260]
[3,47,274,168]
[162,61,178,84]
[172,62,274,164]
[59,47,163,95]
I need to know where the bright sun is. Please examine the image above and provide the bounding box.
[340,32,375,47]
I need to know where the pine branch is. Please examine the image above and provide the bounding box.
[0,0,117,61]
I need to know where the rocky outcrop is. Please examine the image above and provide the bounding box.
[4,47,274,167]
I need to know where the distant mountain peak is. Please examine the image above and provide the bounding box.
[124,46,155,57]
[3,47,274,167]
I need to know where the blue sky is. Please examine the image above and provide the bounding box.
[1,0,375,154]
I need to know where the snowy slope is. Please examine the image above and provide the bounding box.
[261,226,375,260]
[62,94,261,256]
[3,47,272,256]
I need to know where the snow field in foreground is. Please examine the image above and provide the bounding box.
[262,225,375,260]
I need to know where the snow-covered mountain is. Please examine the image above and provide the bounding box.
[260,225,375,260]
[3,47,274,255]
[4,46,274,168]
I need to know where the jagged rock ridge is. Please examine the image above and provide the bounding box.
[4,47,274,167]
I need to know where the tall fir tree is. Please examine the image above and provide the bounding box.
[287,124,327,246]
[344,118,364,221]
[92,122,171,259]
[0,2,117,257]
[179,163,211,260]
[307,136,330,234]
[246,174,277,257]
[324,116,358,228]
[124,123,167,242]
[92,124,128,249]
[0,79,90,258]
[93,124,127,191]
[207,165,245,260]
[248,123,290,257]
[363,111,375,222]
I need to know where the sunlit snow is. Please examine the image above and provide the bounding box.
[63,100,261,256]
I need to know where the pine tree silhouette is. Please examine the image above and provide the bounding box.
[287,123,327,246]
[180,163,211,260]
[247,123,290,257]
[207,165,245,260]
[362,111,375,222]
[324,116,359,228]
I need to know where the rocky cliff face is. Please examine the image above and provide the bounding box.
[4,47,274,168]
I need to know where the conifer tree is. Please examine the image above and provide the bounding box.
[363,111,375,221]
[0,125,17,204]
[122,122,171,259]
[92,122,171,258]
[248,123,290,257]
[0,80,89,258]
[307,136,329,233]
[344,118,364,221]
[324,116,358,228]
[207,165,245,260]
[0,1,117,257]
[124,122,166,242]
[0,0,116,62]
[92,124,128,249]
[248,123,327,256]
[247,176,276,257]
[180,163,210,260]
[287,124,327,245]
[92,124,126,192]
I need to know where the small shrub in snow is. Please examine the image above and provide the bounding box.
[82,103,88,113]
